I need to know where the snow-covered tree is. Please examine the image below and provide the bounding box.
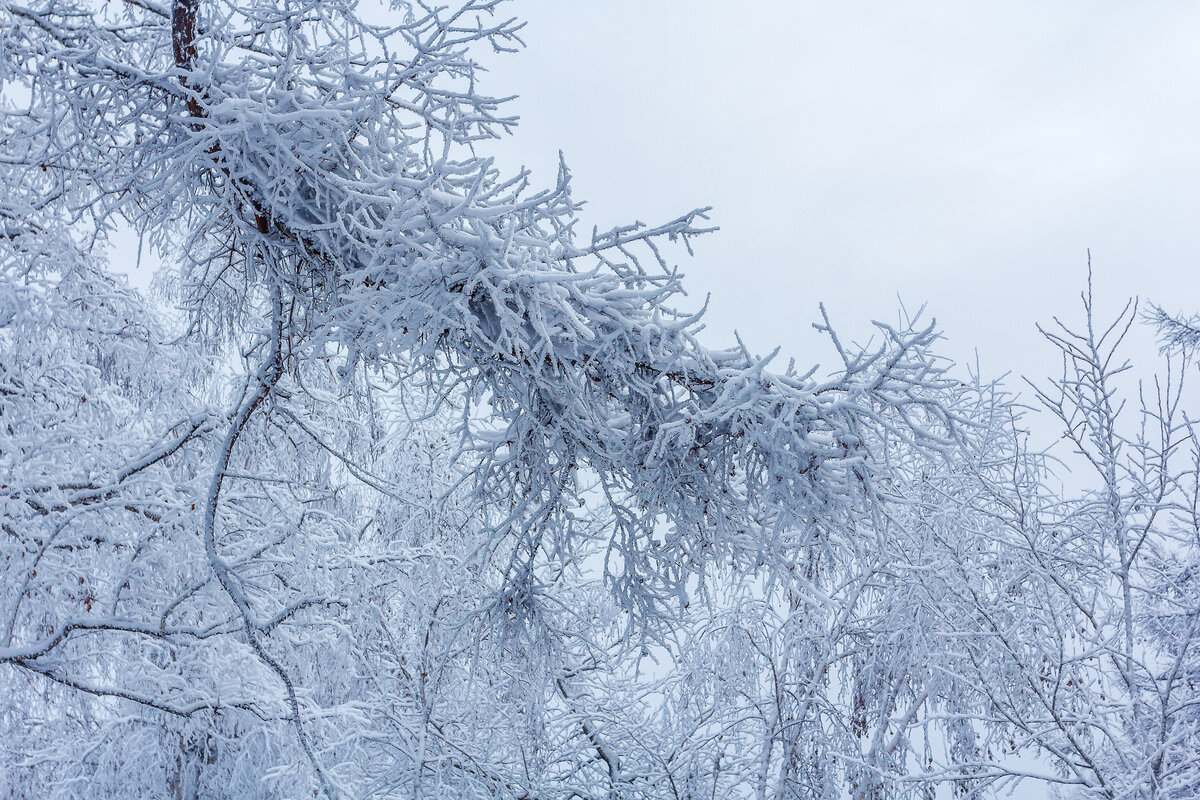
[908,283,1200,799]
[0,0,966,796]
[3,1,1197,799]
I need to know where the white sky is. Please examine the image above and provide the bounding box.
[475,0,1200,423]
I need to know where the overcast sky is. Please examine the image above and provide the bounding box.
[471,0,1200,417]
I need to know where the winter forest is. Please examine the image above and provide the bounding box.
[1,1,1198,798]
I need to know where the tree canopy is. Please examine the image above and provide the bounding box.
[1,2,1197,798]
